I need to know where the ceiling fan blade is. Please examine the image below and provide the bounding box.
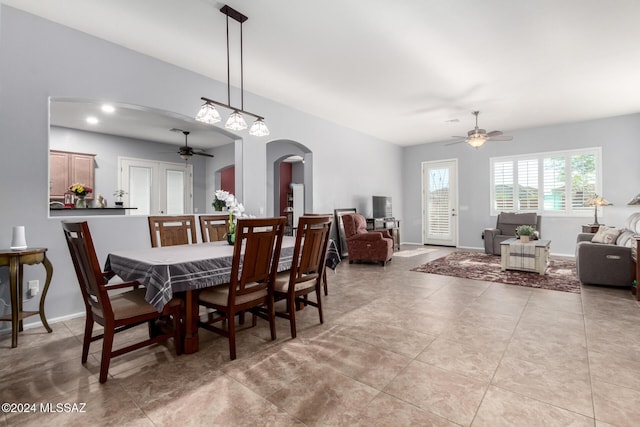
[194,151,214,158]
[488,135,513,141]
[487,130,503,137]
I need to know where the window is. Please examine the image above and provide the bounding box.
[490,148,601,217]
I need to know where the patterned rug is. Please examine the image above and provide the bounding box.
[411,251,581,293]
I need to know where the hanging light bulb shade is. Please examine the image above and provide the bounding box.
[249,118,270,136]
[467,135,487,148]
[195,102,221,124]
[225,110,248,131]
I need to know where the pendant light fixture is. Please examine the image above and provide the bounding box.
[196,4,269,137]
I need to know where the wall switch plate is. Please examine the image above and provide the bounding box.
[28,280,39,297]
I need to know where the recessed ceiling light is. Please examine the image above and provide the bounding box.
[86,116,99,125]
[101,104,115,113]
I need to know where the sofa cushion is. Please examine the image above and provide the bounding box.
[592,226,621,244]
[624,212,640,234]
[616,230,636,248]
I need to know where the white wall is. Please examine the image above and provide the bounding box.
[403,113,640,255]
[0,6,403,323]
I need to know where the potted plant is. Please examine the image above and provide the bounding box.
[113,189,127,207]
[516,224,535,243]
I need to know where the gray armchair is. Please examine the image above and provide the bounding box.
[483,212,541,255]
[575,213,639,287]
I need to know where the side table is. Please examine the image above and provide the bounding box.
[582,224,601,233]
[0,248,53,348]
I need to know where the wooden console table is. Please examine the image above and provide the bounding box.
[0,248,53,348]
[366,218,400,251]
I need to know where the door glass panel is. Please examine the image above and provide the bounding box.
[166,169,185,215]
[129,166,152,216]
[427,168,450,238]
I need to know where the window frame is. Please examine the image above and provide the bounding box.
[489,147,602,217]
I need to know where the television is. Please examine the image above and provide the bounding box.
[372,196,392,219]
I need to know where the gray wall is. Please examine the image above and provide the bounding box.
[0,6,402,323]
[403,113,640,255]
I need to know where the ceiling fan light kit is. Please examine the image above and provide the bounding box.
[195,5,269,137]
[448,111,513,148]
[171,128,214,161]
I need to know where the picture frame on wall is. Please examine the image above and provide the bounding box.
[334,208,357,258]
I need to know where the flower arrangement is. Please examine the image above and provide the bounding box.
[212,189,231,211]
[69,183,93,196]
[212,190,247,241]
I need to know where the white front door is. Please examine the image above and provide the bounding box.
[422,159,458,246]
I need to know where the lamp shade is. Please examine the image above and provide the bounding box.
[585,194,612,207]
[225,111,248,131]
[628,193,640,205]
[249,119,270,137]
[195,103,221,124]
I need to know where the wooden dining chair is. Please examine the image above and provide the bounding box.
[62,221,183,383]
[199,214,229,242]
[197,216,286,360]
[148,215,197,247]
[274,215,332,338]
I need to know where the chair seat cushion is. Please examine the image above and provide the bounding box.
[273,271,317,293]
[199,284,267,306]
[93,288,157,321]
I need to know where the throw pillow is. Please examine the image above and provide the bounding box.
[592,226,621,245]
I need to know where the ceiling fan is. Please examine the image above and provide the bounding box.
[447,111,513,148]
[170,128,214,160]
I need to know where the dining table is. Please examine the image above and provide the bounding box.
[105,236,296,354]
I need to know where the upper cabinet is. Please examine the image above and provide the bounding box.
[49,150,95,200]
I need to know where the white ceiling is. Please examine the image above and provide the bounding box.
[6,0,640,146]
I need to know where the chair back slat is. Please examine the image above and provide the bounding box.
[292,216,332,284]
[199,214,229,242]
[148,215,197,247]
[62,221,112,316]
[229,217,286,300]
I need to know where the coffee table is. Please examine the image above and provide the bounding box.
[500,238,550,274]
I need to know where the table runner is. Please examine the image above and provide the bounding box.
[508,240,536,270]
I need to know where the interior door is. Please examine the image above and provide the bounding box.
[422,159,458,246]
[119,158,192,215]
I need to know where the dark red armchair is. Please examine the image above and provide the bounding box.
[342,213,393,266]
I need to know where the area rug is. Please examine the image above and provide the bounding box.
[411,251,580,293]
[394,247,438,258]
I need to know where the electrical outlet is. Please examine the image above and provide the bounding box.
[28,280,39,297]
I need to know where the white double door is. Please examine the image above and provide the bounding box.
[422,159,458,246]
[119,157,193,215]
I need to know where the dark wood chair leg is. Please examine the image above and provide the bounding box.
[228,312,237,360]
[82,312,93,363]
[99,328,115,384]
[288,296,297,339]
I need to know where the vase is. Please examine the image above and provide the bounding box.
[520,235,530,243]
[226,232,235,245]
[75,194,87,208]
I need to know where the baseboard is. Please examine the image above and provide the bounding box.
[0,311,85,336]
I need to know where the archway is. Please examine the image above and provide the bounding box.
[266,140,313,222]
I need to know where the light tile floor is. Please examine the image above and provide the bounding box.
[2,246,640,426]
